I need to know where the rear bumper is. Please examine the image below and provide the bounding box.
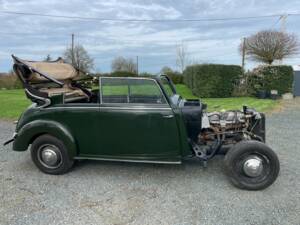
[3,132,18,146]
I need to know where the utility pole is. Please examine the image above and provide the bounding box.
[278,14,287,65]
[136,56,139,76]
[280,14,288,33]
[242,37,246,71]
[71,33,75,66]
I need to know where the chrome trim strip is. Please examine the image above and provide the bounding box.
[25,89,51,108]
[13,132,18,139]
[44,106,172,110]
[101,106,171,110]
[43,107,99,109]
[99,76,157,81]
[74,156,182,164]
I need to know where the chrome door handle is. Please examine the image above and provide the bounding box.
[163,115,174,118]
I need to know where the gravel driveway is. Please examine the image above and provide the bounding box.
[1,100,300,225]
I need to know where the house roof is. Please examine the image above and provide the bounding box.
[293,65,300,71]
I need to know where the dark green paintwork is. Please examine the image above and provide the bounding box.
[12,78,193,163]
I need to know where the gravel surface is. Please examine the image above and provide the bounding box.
[1,99,300,225]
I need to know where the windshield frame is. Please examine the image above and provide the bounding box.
[159,75,177,96]
[157,75,182,105]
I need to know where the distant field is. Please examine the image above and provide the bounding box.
[0,86,279,120]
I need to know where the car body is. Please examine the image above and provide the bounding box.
[13,76,194,163]
[5,55,280,190]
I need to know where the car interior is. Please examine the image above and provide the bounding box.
[12,55,167,106]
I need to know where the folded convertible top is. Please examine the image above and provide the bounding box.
[12,55,90,104]
[13,56,77,82]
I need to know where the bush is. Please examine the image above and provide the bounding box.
[248,65,293,95]
[110,71,137,77]
[184,64,242,97]
[0,73,22,89]
[160,66,184,84]
[164,71,184,84]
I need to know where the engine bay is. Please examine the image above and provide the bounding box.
[200,107,264,146]
[181,99,266,160]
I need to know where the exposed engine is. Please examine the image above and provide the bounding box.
[199,106,264,146]
[181,100,265,160]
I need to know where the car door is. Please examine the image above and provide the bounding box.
[85,77,181,161]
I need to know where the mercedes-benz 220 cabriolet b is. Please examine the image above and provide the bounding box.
[4,55,280,190]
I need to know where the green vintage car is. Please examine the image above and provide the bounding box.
[5,55,280,190]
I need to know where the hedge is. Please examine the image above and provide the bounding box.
[248,65,293,95]
[110,71,137,77]
[184,64,242,97]
[164,72,184,84]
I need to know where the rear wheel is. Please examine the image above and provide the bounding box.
[224,140,280,190]
[31,134,74,175]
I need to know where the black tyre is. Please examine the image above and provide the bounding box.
[224,140,280,190]
[31,134,74,175]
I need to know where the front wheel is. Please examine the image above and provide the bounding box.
[31,134,74,175]
[224,140,280,190]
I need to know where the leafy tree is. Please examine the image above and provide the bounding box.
[63,44,94,73]
[160,66,183,84]
[241,30,299,64]
[160,66,173,75]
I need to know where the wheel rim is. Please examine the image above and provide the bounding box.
[234,152,271,184]
[37,144,62,169]
[243,156,264,177]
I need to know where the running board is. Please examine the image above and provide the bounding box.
[74,156,182,164]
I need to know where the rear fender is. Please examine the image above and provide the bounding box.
[13,120,77,158]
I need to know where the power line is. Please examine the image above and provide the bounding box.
[1,10,300,23]
[0,32,240,50]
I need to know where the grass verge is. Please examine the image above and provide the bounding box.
[175,84,279,112]
[0,86,279,120]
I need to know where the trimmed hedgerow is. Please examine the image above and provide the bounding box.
[184,64,242,97]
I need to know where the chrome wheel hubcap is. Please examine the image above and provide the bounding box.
[38,144,62,169]
[243,156,264,177]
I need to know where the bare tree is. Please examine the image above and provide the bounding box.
[44,54,52,62]
[63,44,94,73]
[176,42,189,73]
[240,30,299,65]
[111,56,137,73]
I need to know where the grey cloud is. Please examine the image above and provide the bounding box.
[0,0,299,72]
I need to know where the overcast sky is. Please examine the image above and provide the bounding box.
[0,0,300,73]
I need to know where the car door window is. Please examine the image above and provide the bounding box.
[100,78,167,104]
[101,78,129,103]
[128,79,166,104]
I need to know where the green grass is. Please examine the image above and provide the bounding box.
[0,86,279,120]
[176,84,279,112]
[0,89,30,119]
